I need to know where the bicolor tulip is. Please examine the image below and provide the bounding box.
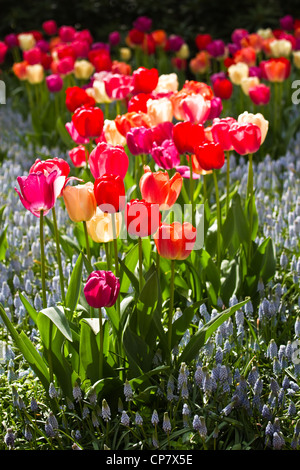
[154,222,197,260]
[181,93,211,124]
[29,158,70,197]
[139,166,183,209]
[237,111,269,144]
[125,199,161,238]
[260,58,291,82]
[94,174,126,213]
[84,270,120,309]
[62,182,97,223]
[114,111,152,137]
[89,141,129,180]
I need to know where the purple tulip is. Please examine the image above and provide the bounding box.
[206,39,225,58]
[280,15,294,31]
[168,35,185,52]
[133,16,152,32]
[84,270,120,308]
[4,33,18,48]
[231,29,248,47]
[15,171,59,217]
[151,139,180,170]
[210,71,227,84]
[227,43,239,56]
[109,31,121,46]
[249,66,262,79]
[46,74,64,93]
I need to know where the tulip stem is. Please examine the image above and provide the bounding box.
[213,171,221,268]
[98,308,104,379]
[111,213,120,319]
[247,153,254,265]
[52,207,65,303]
[104,243,112,271]
[226,151,230,217]
[189,156,195,227]
[39,210,47,309]
[138,237,143,292]
[83,221,91,262]
[168,259,175,358]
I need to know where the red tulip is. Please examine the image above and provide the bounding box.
[132,66,159,94]
[89,141,129,180]
[0,42,8,64]
[94,174,126,213]
[65,86,95,113]
[69,145,88,167]
[154,222,197,260]
[139,166,182,209]
[125,199,161,238]
[127,93,152,113]
[193,141,225,172]
[229,122,261,155]
[172,121,205,154]
[195,33,212,51]
[42,20,57,36]
[212,77,233,100]
[72,105,104,139]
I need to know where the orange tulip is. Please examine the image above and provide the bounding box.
[154,221,197,260]
[12,61,28,80]
[63,182,97,223]
[139,166,182,210]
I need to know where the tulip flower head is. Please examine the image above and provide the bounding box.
[248,83,271,105]
[193,141,225,172]
[237,111,269,144]
[229,122,262,155]
[87,207,122,243]
[15,170,59,217]
[125,198,161,238]
[63,182,97,222]
[94,174,126,213]
[84,270,120,308]
[89,142,129,180]
[172,121,205,154]
[29,157,70,198]
[140,166,183,210]
[72,105,104,139]
[154,222,197,260]
[132,66,159,94]
[65,86,96,113]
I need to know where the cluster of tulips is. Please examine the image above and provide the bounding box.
[4,13,298,387]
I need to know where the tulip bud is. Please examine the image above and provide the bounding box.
[84,270,120,308]
[63,182,97,222]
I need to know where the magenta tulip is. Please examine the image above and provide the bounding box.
[84,270,120,308]
[150,139,180,170]
[15,171,59,217]
[88,141,129,180]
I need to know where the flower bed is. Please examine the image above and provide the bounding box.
[0,14,299,451]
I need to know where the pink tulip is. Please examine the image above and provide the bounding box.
[89,141,129,179]
[211,117,237,151]
[229,122,262,155]
[29,158,71,197]
[181,93,211,124]
[15,171,59,217]
[0,42,8,64]
[46,74,63,93]
[126,126,153,155]
[248,84,271,105]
